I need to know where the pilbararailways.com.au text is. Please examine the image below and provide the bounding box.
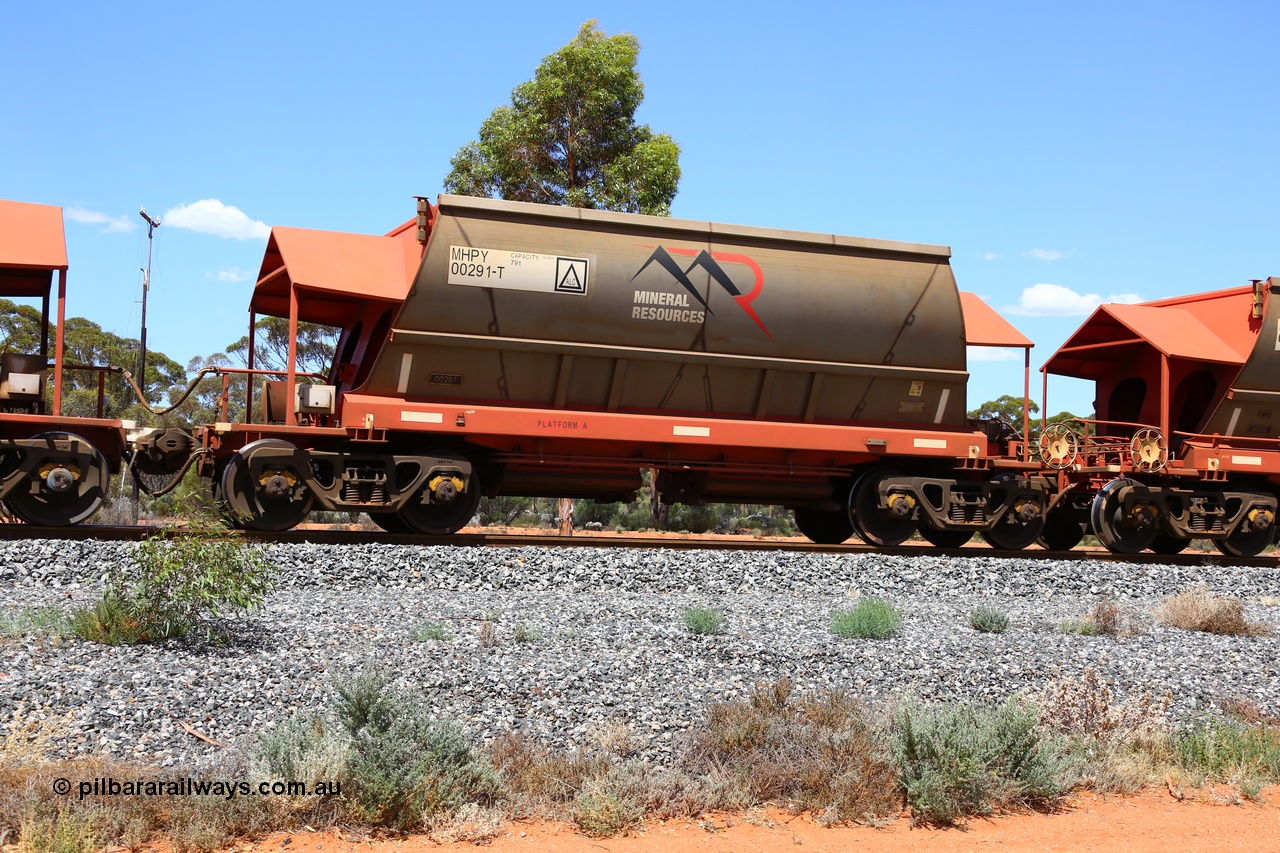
[55,777,341,801]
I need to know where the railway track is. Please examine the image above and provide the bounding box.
[0,522,1274,568]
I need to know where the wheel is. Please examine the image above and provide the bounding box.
[219,439,314,531]
[1089,478,1158,554]
[1215,515,1274,558]
[1038,511,1086,551]
[1,433,108,526]
[368,512,412,534]
[849,469,915,547]
[917,524,974,548]
[397,458,481,535]
[210,470,244,530]
[981,513,1045,551]
[793,507,854,544]
[1148,533,1189,555]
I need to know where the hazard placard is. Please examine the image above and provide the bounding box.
[447,245,590,296]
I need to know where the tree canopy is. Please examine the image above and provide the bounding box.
[968,394,1089,439]
[1,300,187,421]
[444,20,681,216]
[226,317,341,377]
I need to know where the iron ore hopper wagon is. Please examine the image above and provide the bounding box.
[188,195,1047,545]
[0,201,125,527]
[1037,280,1280,557]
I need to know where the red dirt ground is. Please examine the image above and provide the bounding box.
[217,789,1280,853]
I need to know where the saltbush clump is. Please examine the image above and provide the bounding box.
[414,621,451,642]
[831,598,902,639]
[969,605,1010,634]
[686,679,900,824]
[1171,716,1280,787]
[682,607,726,636]
[332,667,499,829]
[1060,597,1125,637]
[893,697,1063,825]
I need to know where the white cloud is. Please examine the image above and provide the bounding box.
[162,199,270,240]
[981,252,1001,261]
[1024,248,1078,261]
[65,206,136,233]
[1005,283,1142,316]
[967,346,1020,362]
[207,267,253,283]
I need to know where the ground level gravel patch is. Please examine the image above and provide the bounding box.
[2,539,1277,768]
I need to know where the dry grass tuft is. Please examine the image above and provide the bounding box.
[1219,698,1280,727]
[1039,669,1170,742]
[687,680,900,825]
[1158,584,1267,636]
[425,802,505,844]
[488,731,610,814]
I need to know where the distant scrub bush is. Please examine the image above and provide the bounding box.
[1158,584,1266,636]
[831,598,902,639]
[682,607,725,636]
[969,605,1009,634]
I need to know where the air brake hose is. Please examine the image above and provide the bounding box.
[118,366,221,416]
[126,447,211,498]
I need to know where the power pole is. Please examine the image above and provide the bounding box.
[138,207,161,387]
[133,208,161,521]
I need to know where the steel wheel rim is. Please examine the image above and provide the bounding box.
[981,514,1045,551]
[219,439,313,532]
[1089,479,1157,554]
[397,459,480,535]
[3,432,108,527]
[1215,524,1273,558]
[849,469,915,547]
[1037,512,1086,551]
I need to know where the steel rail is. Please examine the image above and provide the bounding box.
[0,523,1272,568]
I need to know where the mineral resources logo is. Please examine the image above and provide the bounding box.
[630,246,773,340]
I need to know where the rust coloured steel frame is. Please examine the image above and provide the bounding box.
[340,394,989,468]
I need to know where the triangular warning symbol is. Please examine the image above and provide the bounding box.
[559,266,582,290]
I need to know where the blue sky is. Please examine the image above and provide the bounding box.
[3,1,1276,416]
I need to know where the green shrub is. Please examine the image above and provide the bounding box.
[683,607,726,636]
[333,667,499,829]
[72,518,273,644]
[831,598,902,639]
[512,621,541,644]
[414,621,451,642]
[70,596,151,645]
[663,504,721,534]
[19,807,98,853]
[0,605,69,638]
[969,605,1010,634]
[1172,717,1280,783]
[572,783,644,837]
[255,715,349,786]
[893,698,1063,826]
